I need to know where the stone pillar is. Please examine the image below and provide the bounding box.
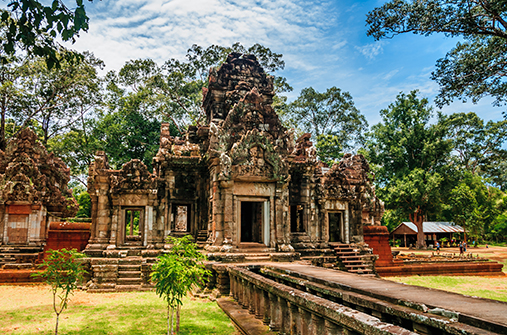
[300,307,312,335]
[269,293,280,332]
[222,181,234,243]
[254,286,263,319]
[212,180,224,246]
[325,319,342,335]
[241,280,249,309]
[248,283,256,315]
[289,302,299,335]
[279,297,290,334]
[230,275,236,299]
[262,290,270,325]
[311,314,325,334]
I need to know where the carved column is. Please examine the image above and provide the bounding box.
[241,279,249,309]
[279,296,290,334]
[222,181,234,244]
[254,286,263,319]
[248,283,256,315]
[262,290,270,325]
[325,319,342,335]
[300,307,312,335]
[311,314,324,334]
[269,293,280,332]
[289,302,299,335]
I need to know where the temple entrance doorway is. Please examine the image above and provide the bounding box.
[123,207,144,246]
[328,212,343,242]
[240,201,263,243]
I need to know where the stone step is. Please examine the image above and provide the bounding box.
[301,256,337,262]
[118,271,142,278]
[3,263,34,270]
[348,269,373,274]
[336,252,357,256]
[118,264,141,272]
[342,259,365,264]
[118,258,142,265]
[340,254,363,260]
[345,264,368,270]
[115,285,154,292]
[244,256,271,262]
[117,278,142,285]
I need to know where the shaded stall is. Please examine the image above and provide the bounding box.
[390,222,464,247]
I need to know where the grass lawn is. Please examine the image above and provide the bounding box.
[387,276,507,302]
[0,285,238,334]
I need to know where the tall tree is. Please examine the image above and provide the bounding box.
[7,50,102,146]
[1,1,93,69]
[444,112,507,187]
[365,91,452,248]
[366,0,507,110]
[284,86,367,164]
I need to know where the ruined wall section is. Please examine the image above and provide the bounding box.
[0,128,77,246]
[153,123,209,241]
[320,154,384,242]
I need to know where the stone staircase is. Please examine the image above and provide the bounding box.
[87,256,156,292]
[195,230,208,248]
[0,246,43,268]
[116,257,143,291]
[334,243,374,276]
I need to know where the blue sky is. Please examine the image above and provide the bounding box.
[59,0,505,125]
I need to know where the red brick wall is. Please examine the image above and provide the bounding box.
[43,222,91,254]
[363,225,395,267]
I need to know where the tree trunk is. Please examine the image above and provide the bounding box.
[55,313,59,335]
[168,303,173,335]
[176,305,180,333]
[409,208,425,249]
[0,104,5,151]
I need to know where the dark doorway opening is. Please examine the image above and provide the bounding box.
[241,202,263,243]
[328,212,342,242]
[290,205,305,232]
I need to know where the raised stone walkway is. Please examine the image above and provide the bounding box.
[271,262,507,332]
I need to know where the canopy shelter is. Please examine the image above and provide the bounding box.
[390,222,464,247]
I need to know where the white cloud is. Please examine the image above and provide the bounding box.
[355,41,385,60]
[68,0,332,72]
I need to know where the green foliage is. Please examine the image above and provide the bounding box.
[1,1,93,69]
[366,0,507,110]
[381,209,405,232]
[75,191,91,218]
[316,134,343,166]
[365,91,451,185]
[151,235,210,335]
[32,248,86,335]
[365,91,451,247]
[283,86,367,162]
[444,112,507,188]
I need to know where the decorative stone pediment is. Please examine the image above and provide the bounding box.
[0,128,77,217]
[111,159,155,192]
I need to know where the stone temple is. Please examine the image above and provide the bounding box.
[85,53,384,257]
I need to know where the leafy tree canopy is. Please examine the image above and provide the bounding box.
[366,0,507,109]
[365,90,451,185]
[1,1,93,69]
[283,86,367,163]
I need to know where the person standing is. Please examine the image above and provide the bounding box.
[459,241,463,255]
[435,241,440,255]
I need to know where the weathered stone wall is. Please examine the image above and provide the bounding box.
[0,128,77,247]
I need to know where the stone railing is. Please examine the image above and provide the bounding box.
[228,265,416,335]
